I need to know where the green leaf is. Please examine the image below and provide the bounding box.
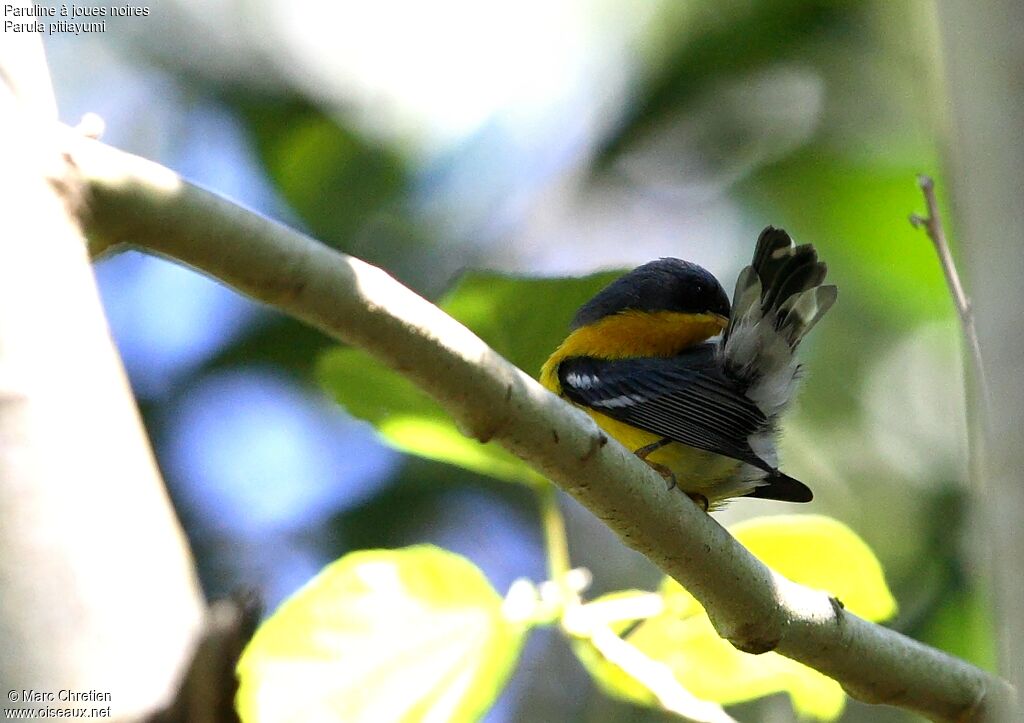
[743,153,951,324]
[236,545,529,723]
[573,516,896,720]
[917,583,997,673]
[317,270,621,483]
[236,96,409,251]
[379,416,530,481]
[317,350,528,482]
[629,613,846,720]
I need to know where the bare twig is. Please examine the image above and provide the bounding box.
[537,483,572,585]
[909,174,991,413]
[65,134,1014,721]
[586,625,738,723]
[148,593,262,723]
[562,591,733,722]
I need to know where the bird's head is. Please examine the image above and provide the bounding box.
[571,258,730,330]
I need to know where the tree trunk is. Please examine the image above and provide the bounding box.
[935,0,1024,713]
[0,31,204,721]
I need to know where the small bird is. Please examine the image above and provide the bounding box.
[540,227,836,510]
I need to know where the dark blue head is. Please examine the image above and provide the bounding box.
[571,258,730,330]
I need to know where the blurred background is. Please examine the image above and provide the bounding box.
[43,0,990,720]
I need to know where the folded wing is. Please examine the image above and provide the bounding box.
[558,345,773,472]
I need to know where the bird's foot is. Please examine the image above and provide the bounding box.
[687,493,710,512]
[643,460,677,491]
[634,438,677,490]
[633,439,707,507]
[633,454,709,510]
[638,461,710,510]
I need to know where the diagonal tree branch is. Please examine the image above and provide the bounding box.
[67,132,1013,722]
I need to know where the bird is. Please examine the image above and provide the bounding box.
[539,227,836,510]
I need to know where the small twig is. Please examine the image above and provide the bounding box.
[579,592,666,625]
[586,625,738,723]
[561,594,728,722]
[909,175,992,413]
[537,482,572,586]
[147,591,262,723]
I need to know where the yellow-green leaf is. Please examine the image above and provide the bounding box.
[379,416,530,482]
[628,614,845,720]
[578,516,895,721]
[730,514,897,622]
[236,545,528,723]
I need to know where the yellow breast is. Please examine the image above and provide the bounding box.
[539,309,726,394]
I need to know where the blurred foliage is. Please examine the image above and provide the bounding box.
[236,546,529,723]
[236,96,406,246]
[228,94,444,293]
[324,460,543,566]
[601,0,855,164]
[916,584,997,673]
[318,270,620,484]
[743,155,949,323]
[238,517,896,722]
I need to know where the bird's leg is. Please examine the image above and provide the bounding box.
[633,438,710,510]
[634,438,676,490]
[634,437,672,459]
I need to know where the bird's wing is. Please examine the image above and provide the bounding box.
[557,344,772,471]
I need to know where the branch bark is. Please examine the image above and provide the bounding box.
[64,133,1013,722]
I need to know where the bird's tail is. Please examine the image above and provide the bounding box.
[722,227,837,416]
